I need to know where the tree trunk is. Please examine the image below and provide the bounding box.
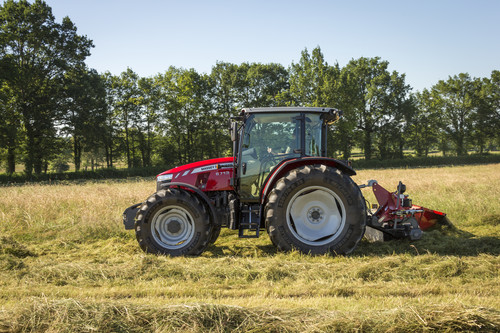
[24,125,35,176]
[7,146,16,175]
[363,130,372,160]
[456,134,466,156]
[125,126,131,168]
[73,137,81,171]
[398,133,404,159]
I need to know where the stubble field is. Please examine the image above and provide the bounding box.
[0,164,499,332]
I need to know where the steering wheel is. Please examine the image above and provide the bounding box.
[261,150,277,165]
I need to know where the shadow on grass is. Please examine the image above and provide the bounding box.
[205,224,500,258]
[355,225,500,257]
[204,243,278,257]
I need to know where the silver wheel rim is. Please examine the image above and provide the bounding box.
[286,186,346,246]
[151,206,195,249]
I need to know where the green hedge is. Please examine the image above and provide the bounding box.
[352,153,500,170]
[0,166,172,185]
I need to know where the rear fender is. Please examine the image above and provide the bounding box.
[258,157,356,226]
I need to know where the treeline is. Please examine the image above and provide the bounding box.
[1,0,499,176]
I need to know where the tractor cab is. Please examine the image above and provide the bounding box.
[232,107,341,201]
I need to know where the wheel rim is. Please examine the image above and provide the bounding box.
[286,186,346,246]
[151,206,195,249]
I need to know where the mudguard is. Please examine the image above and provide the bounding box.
[258,157,356,226]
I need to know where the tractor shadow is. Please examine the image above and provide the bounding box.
[204,243,278,257]
[205,221,500,258]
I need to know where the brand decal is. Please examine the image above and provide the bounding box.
[192,164,217,174]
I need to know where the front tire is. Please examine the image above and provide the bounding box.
[265,165,366,255]
[135,188,211,256]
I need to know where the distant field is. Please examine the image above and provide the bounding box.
[0,164,499,332]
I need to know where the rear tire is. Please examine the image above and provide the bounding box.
[135,188,211,256]
[209,225,221,244]
[265,165,366,255]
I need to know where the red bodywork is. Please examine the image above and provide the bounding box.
[372,182,447,231]
[157,157,234,191]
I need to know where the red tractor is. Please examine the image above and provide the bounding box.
[123,107,447,256]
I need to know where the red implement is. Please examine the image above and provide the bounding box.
[362,180,448,240]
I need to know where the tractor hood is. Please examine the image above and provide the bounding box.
[158,157,234,177]
[157,157,234,192]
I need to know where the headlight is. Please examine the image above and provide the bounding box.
[157,174,173,182]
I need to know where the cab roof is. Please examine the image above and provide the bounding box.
[241,107,337,114]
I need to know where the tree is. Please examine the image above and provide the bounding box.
[342,57,410,160]
[245,63,289,107]
[209,62,241,157]
[62,67,107,171]
[409,89,441,156]
[0,0,93,174]
[156,67,213,165]
[101,72,121,168]
[490,71,500,148]
[289,47,330,106]
[110,68,142,168]
[136,76,160,167]
[432,73,477,156]
[0,79,20,174]
[471,71,500,153]
[375,70,412,159]
[324,62,354,159]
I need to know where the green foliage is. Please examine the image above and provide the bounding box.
[432,73,478,156]
[62,67,108,171]
[0,166,166,183]
[0,0,93,175]
[352,153,500,170]
[1,2,499,181]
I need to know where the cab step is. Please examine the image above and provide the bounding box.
[238,205,260,238]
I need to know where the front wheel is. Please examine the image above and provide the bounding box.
[135,188,211,256]
[265,165,366,255]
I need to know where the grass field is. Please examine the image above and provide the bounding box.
[0,164,499,332]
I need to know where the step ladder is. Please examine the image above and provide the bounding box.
[238,205,260,238]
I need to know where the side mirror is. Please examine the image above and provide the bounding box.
[230,121,238,142]
[323,109,343,125]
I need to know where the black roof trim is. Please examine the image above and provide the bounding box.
[241,107,336,114]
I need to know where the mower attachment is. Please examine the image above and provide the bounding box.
[360,180,448,241]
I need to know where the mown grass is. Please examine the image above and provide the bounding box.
[0,164,499,332]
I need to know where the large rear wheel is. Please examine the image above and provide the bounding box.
[265,165,366,255]
[135,188,211,256]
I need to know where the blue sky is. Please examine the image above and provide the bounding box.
[44,0,499,92]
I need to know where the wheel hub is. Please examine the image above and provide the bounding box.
[167,220,182,234]
[151,207,195,249]
[308,207,324,223]
[287,187,346,245]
